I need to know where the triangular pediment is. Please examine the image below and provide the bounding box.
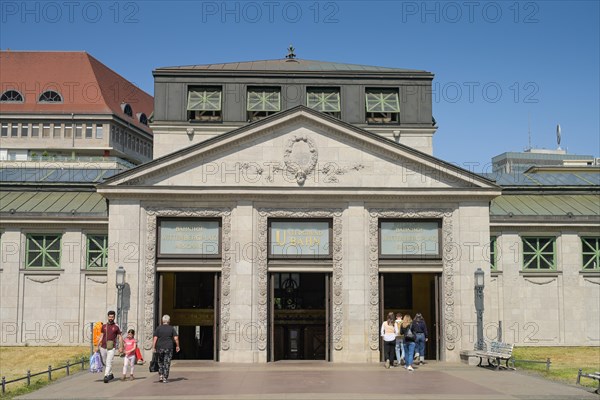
[101,107,498,193]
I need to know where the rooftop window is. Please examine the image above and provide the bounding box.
[187,87,222,122]
[307,87,341,118]
[121,103,133,117]
[247,87,280,122]
[0,90,24,102]
[365,88,400,124]
[138,113,148,125]
[38,90,62,103]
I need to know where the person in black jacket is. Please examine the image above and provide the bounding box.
[413,313,428,365]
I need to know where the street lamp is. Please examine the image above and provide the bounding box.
[474,267,485,351]
[116,266,126,328]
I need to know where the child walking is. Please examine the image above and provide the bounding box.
[122,329,137,381]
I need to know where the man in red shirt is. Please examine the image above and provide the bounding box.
[96,310,124,383]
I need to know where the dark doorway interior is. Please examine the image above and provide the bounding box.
[380,272,439,360]
[271,273,329,361]
[159,272,218,360]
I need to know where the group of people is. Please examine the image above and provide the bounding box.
[96,311,180,384]
[381,312,428,371]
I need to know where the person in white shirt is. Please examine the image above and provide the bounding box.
[380,312,399,368]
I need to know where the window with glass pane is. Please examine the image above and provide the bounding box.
[522,237,556,270]
[1,124,8,137]
[11,124,18,137]
[42,124,51,137]
[187,87,222,122]
[64,124,72,138]
[53,124,61,138]
[96,124,103,139]
[31,124,39,137]
[26,234,61,268]
[85,125,93,138]
[21,124,29,137]
[306,88,341,118]
[582,237,600,270]
[366,88,400,124]
[490,237,498,270]
[247,87,280,121]
[87,235,108,269]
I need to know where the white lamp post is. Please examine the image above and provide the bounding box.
[116,266,126,328]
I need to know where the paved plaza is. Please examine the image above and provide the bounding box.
[17,361,598,400]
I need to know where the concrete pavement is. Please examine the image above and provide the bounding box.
[17,360,599,400]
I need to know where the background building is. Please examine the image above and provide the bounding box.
[1,53,598,365]
[0,51,153,346]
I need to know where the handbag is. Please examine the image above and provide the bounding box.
[149,352,159,373]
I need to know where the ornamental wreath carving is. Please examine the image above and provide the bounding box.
[283,135,318,185]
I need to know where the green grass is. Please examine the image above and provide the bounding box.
[0,346,89,399]
[512,346,600,390]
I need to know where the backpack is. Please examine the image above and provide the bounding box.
[404,324,415,341]
[89,351,103,373]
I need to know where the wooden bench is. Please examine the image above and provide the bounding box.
[475,341,514,370]
[577,369,600,394]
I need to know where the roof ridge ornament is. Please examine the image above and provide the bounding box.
[285,45,296,60]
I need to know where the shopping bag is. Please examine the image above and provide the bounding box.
[89,351,103,373]
[149,352,159,372]
[135,347,144,364]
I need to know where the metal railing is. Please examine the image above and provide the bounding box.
[510,357,552,372]
[1,357,88,394]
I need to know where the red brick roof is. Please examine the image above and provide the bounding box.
[0,51,153,134]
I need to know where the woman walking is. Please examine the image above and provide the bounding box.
[400,314,416,371]
[380,312,398,368]
[413,313,428,365]
[394,312,405,366]
[152,315,180,383]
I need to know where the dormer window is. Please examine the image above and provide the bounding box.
[38,90,62,103]
[187,87,222,122]
[247,87,280,122]
[0,90,24,102]
[307,87,341,118]
[121,103,133,117]
[365,88,400,124]
[137,112,148,125]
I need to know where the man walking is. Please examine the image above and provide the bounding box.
[96,310,124,383]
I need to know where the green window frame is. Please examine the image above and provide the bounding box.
[306,88,341,117]
[365,88,400,124]
[187,87,223,122]
[522,237,556,270]
[490,236,498,270]
[247,87,280,121]
[582,237,600,270]
[26,234,61,268]
[247,88,281,112]
[87,235,109,269]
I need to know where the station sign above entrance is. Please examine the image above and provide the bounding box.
[158,219,221,258]
[379,220,441,259]
[269,220,332,258]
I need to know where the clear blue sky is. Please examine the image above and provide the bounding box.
[2,1,598,170]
